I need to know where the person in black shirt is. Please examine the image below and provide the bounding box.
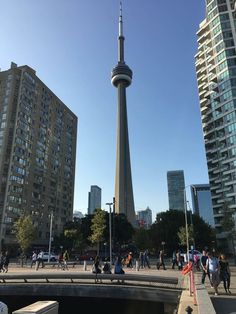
[219,254,231,294]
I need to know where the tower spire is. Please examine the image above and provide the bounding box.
[119,1,123,37]
[118,1,125,63]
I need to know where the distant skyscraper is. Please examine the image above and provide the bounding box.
[88,185,101,215]
[0,63,77,247]
[195,0,236,247]
[111,3,136,226]
[190,184,215,227]
[167,170,185,211]
[137,206,152,229]
[73,211,84,220]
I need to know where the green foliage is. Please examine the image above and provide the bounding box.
[112,213,135,248]
[132,228,151,250]
[149,210,215,254]
[178,225,194,246]
[89,209,106,252]
[14,215,37,254]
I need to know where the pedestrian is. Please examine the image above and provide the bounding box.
[57,252,64,269]
[139,251,144,268]
[0,252,4,272]
[143,249,150,268]
[114,255,125,274]
[92,255,101,274]
[206,252,220,296]
[63,250,69,270]
[157,250,166,270]
[2,251,10,273]
[102,258,112,274]
[176,250,183,270]
[171,250,178,269]
[35,250,44,270]
[127,252,133,268]
[219,253,231,294]
[31,251,37,268]
[200,250,212,286]
[194,251,200,271]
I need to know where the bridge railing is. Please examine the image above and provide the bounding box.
[0,272,179,289]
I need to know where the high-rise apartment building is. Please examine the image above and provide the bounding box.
[88,185,101,215]
[195,0,236,248]
[0,63,77,247]
[190,184,215,227]
[167,170,185,211]
[137,206,152,229]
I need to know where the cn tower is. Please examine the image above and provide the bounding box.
[111,2,136,226]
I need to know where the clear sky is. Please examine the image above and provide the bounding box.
[1,0,208,220]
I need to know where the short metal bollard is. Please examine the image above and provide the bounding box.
[135,260,139,271]
[185,306,193,314]
[83,260,87,271]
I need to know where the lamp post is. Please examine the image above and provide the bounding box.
[183,184,197,262]
[48,212,53,262]
[106,202,113,266]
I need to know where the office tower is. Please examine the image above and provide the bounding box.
[195,0,236,247]
[137,206,152,229]
[0,63,77,247]
[88,185,101,215]
[190,184,215,227]
[111,3,136,226]
[167,170,185,211]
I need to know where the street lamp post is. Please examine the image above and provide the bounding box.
[48,212,53,263]
[106,202,113,266]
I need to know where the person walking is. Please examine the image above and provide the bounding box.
[31,251,37,268]
[172,250,178,269]
[143,250,150,268]
[219,253,231,294]
[201,250,212,286]
[35,250,44,270]
[102,258,112,274]
[63,250,69,270]
[2,251,10,273]
[206,252,220,295]
[157,250,166,270]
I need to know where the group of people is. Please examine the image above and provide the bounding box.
[92,255,125,275]
[200,250,231,295]
[31,249,70,271]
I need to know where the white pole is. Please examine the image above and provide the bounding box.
[109,204,112,266]
[184,189,189,263]
[48,212,53,262]
[106,202,113,267]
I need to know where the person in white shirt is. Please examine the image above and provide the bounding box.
[206,252,220,295]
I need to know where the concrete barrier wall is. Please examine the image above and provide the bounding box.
[12,301,58,314]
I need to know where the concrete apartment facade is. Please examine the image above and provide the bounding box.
[195,0,236,249]
[0,63,77,247]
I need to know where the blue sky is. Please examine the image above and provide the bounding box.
[1,0,207,219]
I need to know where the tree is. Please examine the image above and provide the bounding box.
[89,209,106,254]
[133,228,151,251]
[221,205,236,265]
[14,215,37,255]
[149,210,215,255]
[178,225,194,247]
